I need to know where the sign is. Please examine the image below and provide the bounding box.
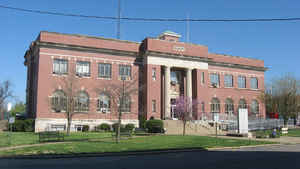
[7,102,12,112]
[238,108,248,134]
[173,46,185,52]
[9,117,15,124]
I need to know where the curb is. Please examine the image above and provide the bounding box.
[0,143,281,160]
[0,148,208,159]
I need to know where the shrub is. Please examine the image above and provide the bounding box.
[98,123,111,132]
[11,119,35,132]
[82,125,89,132]
[145,119,164,133]
[125,123,135,132]
[112,123,125,132]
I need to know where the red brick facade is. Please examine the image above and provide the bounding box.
[24,31,266,132]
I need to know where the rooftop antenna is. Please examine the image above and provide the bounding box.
[117,0,121,39]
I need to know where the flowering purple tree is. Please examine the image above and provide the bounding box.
[174,96,198,136]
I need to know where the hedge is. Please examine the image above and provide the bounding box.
[145,119,164,133]
[11,119,35,132]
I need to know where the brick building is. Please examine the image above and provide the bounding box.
[24,31,267,132]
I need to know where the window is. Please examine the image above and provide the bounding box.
[98,63,111,78]
[201,72,205,84]
[76,61,90,77]
[152,100,156,112]
[251,100,259,114]
[225,98,234,114]
[119,95,131,112]
[201,102,205,112]
[171,71,180,84]
[211,98,220,113]
[53,59,68,75]
[75,91,89,112]
[224,75,233,87]
[238,76,246,88]
[51,90,66,112]
[119,65,131,77]
[238,99,247,109]
[152,68,156,81]
[210,73,219,87]
[97,93,111,113]
[250,77,258,89]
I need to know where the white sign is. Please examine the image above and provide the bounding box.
[7,102,12,112]
[238,109,248,134]
[9,117,15,124]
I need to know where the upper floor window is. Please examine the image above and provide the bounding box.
[211,98,220,113]
[224,74,233,87]
[171,71,181,84]
[238,76,246,88]
[201,102,205,112]
[97,93,111,113]
[210,73,219,87]
[250,77,258,89]
[98,63,111,78]
[119,65,131,78]
[76,61,90,77]
[53,59,68,75]
[152,68,156,81]
[201,72,205,84]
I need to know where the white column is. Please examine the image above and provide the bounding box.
[164,66,171,119]
[186,68,193,117]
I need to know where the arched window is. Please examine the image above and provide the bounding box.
[119,95,131,112]
[238,99,247,109]
[75,91,89,112]
[51,90,66,112]
[97,93,111,113]
[225,98,234,114]
[251,100,259,114]
[211,98,220,113]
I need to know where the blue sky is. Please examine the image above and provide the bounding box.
[1,0,300,103]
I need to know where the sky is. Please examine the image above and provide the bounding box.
[0,0,300,103]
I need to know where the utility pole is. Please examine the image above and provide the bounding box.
[117,0,121,39]
[186,13,190,43]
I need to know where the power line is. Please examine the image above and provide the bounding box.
[1,4,300,22]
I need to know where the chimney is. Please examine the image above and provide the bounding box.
[158,31,181,42]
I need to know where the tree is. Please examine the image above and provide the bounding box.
[0,80,13,115]
[96,73,141,143]
[50,70,87,135]
[173,96,198,136]
[10,101,26,117]
[262,73,300,125]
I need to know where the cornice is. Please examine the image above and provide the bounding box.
[145,51,267,72]
[35,41,139,58]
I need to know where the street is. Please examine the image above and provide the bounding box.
[0,144,299,169]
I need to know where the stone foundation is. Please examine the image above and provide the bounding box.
[35,118,139,132]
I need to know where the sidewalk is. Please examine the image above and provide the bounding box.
[218,135,300,144]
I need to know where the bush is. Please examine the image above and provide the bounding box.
[97,123,111,132]
[11,119,35,132]
[82,125,89,132]
[112,123,125,132]
[125,123,135,132]
[145,119,164,133]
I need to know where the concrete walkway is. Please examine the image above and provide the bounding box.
[218,135,300,144]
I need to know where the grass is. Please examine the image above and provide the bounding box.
[0,133,275,157]
[0,132,112,147]
[286,129,300,137]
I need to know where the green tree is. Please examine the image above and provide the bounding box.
[10,102,26,117]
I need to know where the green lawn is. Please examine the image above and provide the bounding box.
[286,129,300,137]
[0,134,275,157]
[0,132,112,147]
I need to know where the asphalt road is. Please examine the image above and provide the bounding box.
[0,144,299,169]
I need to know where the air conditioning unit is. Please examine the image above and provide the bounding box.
[211,83,218,88]
[101,108,108,113]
